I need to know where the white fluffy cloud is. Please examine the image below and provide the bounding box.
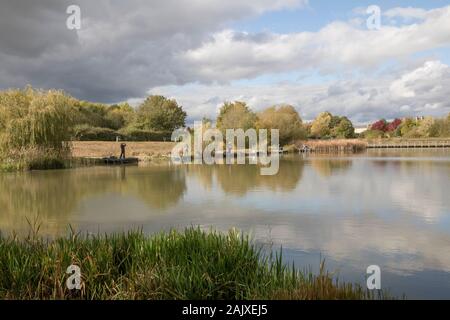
[390,61,450,98]
[150,60,450,124]
[181,6,450,81]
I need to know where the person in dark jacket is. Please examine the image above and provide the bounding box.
[119,143,126,159]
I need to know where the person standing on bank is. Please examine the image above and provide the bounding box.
[119,143,126,160]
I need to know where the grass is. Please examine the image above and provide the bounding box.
[0,227,384,300]
[0,148,69,171]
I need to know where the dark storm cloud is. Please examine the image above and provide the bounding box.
[0,0,302,102]
[0,1,78,57]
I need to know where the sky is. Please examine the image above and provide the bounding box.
[0,1,449,124]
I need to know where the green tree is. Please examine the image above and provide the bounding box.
[72,101,112,128]
[363,129,385,139]
[136,95,186,132]
[399,118,418,137]
[416,117,436,137]
[256,105,307,145]
[437,113,450,137]
[105,103,135,130]
[216,101,257,131]
[310,111,333,138]
[331,116,355,138]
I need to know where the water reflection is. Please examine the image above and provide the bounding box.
[187,157,304,195]
[309,158,352,177]
[127,165,187,209]
[0,164,187,234]
[0,150,450,298]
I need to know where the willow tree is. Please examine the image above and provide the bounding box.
[0,87,75,162]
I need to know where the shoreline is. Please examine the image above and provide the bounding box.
[2,138,450,172]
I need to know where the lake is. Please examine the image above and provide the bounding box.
[1,149,449,299]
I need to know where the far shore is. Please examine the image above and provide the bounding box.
[71,138,450,161]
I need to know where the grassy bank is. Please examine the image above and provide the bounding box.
[0,227,381,300]
[0,149,68,172]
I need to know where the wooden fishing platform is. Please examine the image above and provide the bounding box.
[102,156,139,165]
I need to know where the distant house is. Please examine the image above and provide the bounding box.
[354,126,368,134]
[415,116,425,121]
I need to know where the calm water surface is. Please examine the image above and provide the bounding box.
[1,149,449,298]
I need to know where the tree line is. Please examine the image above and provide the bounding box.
[363,116,450,139]
[1,87,449,169]
[69,97,450,142]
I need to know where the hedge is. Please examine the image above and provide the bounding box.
[73,125,171,141]
[117,128,172,141]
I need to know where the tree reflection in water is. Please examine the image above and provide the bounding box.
[0,164,187,235]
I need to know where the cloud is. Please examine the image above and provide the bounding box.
[150,60,450,124]
[0,1,449,123]
[384,7,428,20]
[0,0,306,102]
[390,60,450,98]
[181,6,450,81]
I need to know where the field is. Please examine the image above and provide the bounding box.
[71,141,176,160]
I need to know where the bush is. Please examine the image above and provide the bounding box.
[27,156,66,170]
[362,129,385,139]
[73,125,121,141]
[118,127,172,141]
[73,125,172,142]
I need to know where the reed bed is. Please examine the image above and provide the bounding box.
[296,139,367,153]
[0,227,383,300]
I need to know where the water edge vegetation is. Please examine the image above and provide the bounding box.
[0,226,389,300]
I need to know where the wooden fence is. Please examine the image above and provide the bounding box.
[367,138,450,149]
